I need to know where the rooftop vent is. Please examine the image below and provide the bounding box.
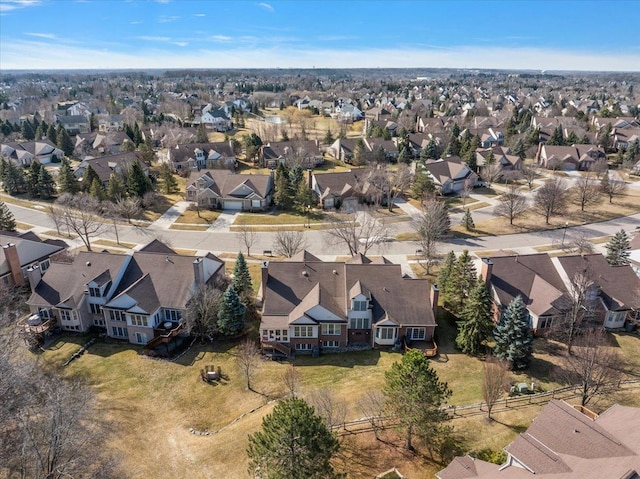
[86,261,91,267]
[302,270,309,277]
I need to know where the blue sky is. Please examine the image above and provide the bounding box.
[1,0,639,71]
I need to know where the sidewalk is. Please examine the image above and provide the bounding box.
[152,201,190,229]
[207,211,240,232]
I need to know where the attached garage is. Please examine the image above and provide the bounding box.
[224,200,244,210]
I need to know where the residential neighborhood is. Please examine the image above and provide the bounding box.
[1,61,640,479]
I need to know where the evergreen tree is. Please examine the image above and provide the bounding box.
[546,124,564,146]
[443,249,477,315]
[424,139,438,159]
[35,123,46,141]
[2,161,26,195]
[106,173,126,200]
[56,125,74,156]
[132,122,143,146]
[158,162,178,194]
[513,138,526,161]
[461,208,474,231]
[196,122,209,143]
[57,157,80,195]
[456,278,494,355]
[605,229,631,265]
[36,163,55,199]
[0,200,17,231]
[436,251,457,302]
[21,120,35,141]
[83,165,100,192]
[46,124,57,144]
[232,252,253,301]
[383,349,452,451]
[274,163,293,210]
[411,170,435,202]
[485,150,496,165]
[398,147,411,164]
[25,161,41,198]
[323,128,334,144]
[493,295,533,370]
[217,284,246,336]
[247,397,340,479]
[89,177,106,200]
[294,178,313,213]
[127,161,152,198]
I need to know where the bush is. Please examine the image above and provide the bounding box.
[475,448,507,465]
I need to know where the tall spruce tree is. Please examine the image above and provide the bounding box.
[2,161,26,195]
[158,162,178,194]
[456,277,494,355]
[217,284,246,336]
[21,120,35,141]
[493,295,533,370]
[82,165,100,193]
[25,161,41,198]
[56,125,74,156]
[461,209,474,231]
[0,200,17,231]
[36,164,55,199]
[605,229,631,265]
[127,161,152,198]
[232,252,253,301]
[436,251,457,303]
[106,173,126,200]
[57,157,80,194]
[247,397,340,479]
[443,249,477,315]
[46,124,57,144]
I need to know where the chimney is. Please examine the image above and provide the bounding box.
[3,243,25,287]
[26,264,42,292]
[430,284,439,319]
[308,168,313,189]
[193,257,205,286]
[481,258,493,284]
[260,261,269,299]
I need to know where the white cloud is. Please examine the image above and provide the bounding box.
[194,13,205,17]
[211,35,232,43]
[157,15,179,23]
[25,32,56,39]
[135,35,171,42]
[130,20,143,24]
[258,2,273,12]
[0,0,42,12]
[172,41,188,47]
[2,40,639,73]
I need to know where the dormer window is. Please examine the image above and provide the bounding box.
[88,287,101,297]
[352,299,368,311]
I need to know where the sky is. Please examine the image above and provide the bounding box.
[1,0,639,72]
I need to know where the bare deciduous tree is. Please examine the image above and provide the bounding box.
[554,268,595,355]
[573,172,601,212]
[236,226,258,257]
[358,390,386,441]
[569,233,596,254]
[282,364,300,398]
[55,193,109,251]
[460,176,474,207]
[481,163,502,188]
[414,199,450,274]
[113,196,142,223]
[273,229,307,258]
[236,338,262,392]
[366,162,413,212]
[307,388,347,429]
[520,163,539,189]
[557,330,622,407]
[184,283,224,341]
[325,207,388,256]
[494,184,528,225]
[482,357,509,419]
[600,172,627,204]
[533,177,569,224]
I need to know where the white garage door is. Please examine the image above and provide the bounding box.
[224,200,243,210]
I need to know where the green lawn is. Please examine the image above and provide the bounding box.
[234,211,323,225]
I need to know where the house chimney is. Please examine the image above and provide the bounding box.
[308,169,313,189]
[26,264,42,292]
[430,284,439,319]
[481,258,493,284]
[260,261,269,299]
[3,243,25,287]
[193,257,205,286]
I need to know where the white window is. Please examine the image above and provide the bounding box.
[263,329,289,342]
[89,303,101,314]
[88,287,101,297]
[109,310,125,322]
[352,300,368,311]
[376,327,396,340]
[349,317,370,329]
[38,308,50,319]
[321,324,341,336]
[406,328,426,340]
[134,332,148,344]
[251,200,262,208]
[94,318,105,327]
[293,326,313,337]
[59,310,73,321]
[111,326,128,337]
[130,315,148,327]
[295,343,312,351]
[40,259,50,272]
[322,340,339,348]
[538,317,553,329]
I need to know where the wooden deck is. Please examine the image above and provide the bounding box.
[404,339,438,357]
[260,340,291,357]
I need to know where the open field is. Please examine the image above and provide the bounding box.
[34,309,640,479]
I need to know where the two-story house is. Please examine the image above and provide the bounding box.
[26,241,225,346]
[185,169,273,211]
[259,252,438,357]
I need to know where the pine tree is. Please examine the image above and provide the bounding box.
[456,278,494,355]
[36,164,55,199]
[247,397,340,479]
[83,165,100,192]
[461,209,474,231]
[493,295,533,370]
[323,128,334,145]
[89,177,106,200]
[513,138,526,161]
[56,125,75,157]
[2,161,26,195]
[25,161,41,198]
[158,162,178,194]
[605,229,631,265]
[196,123,209,143]
[21,120,35,141]
[0,200,17,231]
[436,250,457,304]
[232,252,253,301]
[294,179,313,213]
[106,173,126,201]
[274,163,293,210]
[127,161,152,198]
[217,284,246,336]
[57,157,80,194]
[46,124,57,144]
[444,249,477,315]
